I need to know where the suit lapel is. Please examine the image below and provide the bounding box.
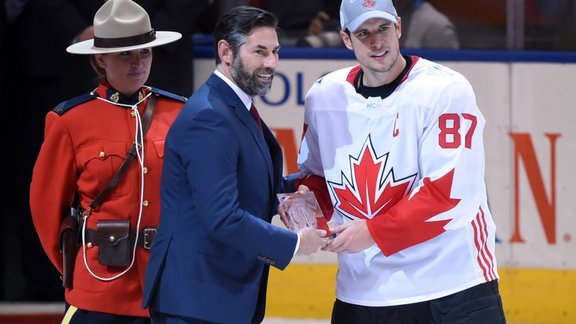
[207,74,276,190]
[233,103,275,189]
[262,123,283,195]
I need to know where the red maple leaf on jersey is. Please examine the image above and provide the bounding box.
[328,136,460,256]
[328,137,417,221]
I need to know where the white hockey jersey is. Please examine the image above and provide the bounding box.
[297,56,499,306]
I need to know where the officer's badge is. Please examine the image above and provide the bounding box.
[110,92,120,102]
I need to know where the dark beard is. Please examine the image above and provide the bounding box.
[231,58,274,97]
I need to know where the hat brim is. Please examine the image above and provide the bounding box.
[346,12,398,32]
[66,31,182,55]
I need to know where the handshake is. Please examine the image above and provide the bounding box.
[277,187,334,255]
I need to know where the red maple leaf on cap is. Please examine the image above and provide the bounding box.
[363,0,376,9]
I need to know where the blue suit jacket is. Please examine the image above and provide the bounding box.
[142,74,298,323]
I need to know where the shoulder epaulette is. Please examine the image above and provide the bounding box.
[52,92,97,115]
[151,87,188,103]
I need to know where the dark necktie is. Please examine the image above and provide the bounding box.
[250,104,264,135]
[250,0,263,8]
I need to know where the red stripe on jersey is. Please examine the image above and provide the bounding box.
[346,65,363,86]
[478,207,497,280]
[472,207,496,281]
[399,56,421,85]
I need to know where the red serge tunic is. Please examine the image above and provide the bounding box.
[30,81,185,316]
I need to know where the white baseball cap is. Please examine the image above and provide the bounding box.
[67,0,181,55]
[340,0,398,32]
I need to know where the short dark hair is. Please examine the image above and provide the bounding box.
[213,6,279,65]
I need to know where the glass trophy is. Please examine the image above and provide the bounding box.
[277,191,332,238]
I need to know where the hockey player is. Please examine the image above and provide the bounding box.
[294,0,507,323]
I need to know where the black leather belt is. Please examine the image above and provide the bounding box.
[82,227,157,250]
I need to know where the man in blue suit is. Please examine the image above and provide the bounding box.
[142,6,329,324]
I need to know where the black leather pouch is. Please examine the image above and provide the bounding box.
[96,220,131,267]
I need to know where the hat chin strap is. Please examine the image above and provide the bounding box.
[94,29,156,48]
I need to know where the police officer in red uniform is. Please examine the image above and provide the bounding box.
[29,0,186,322]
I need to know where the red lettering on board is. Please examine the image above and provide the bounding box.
[508,132,560,244]
[273,128,299,174]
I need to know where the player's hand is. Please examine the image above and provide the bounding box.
[278,185,310,229]
[323,219,375,253]
[296,227,327,255]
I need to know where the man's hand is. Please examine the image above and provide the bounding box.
[323,219,375,253]
[278,185,310,229]
[296,227,327,255]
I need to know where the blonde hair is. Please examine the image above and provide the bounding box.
[90,55,106,79]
